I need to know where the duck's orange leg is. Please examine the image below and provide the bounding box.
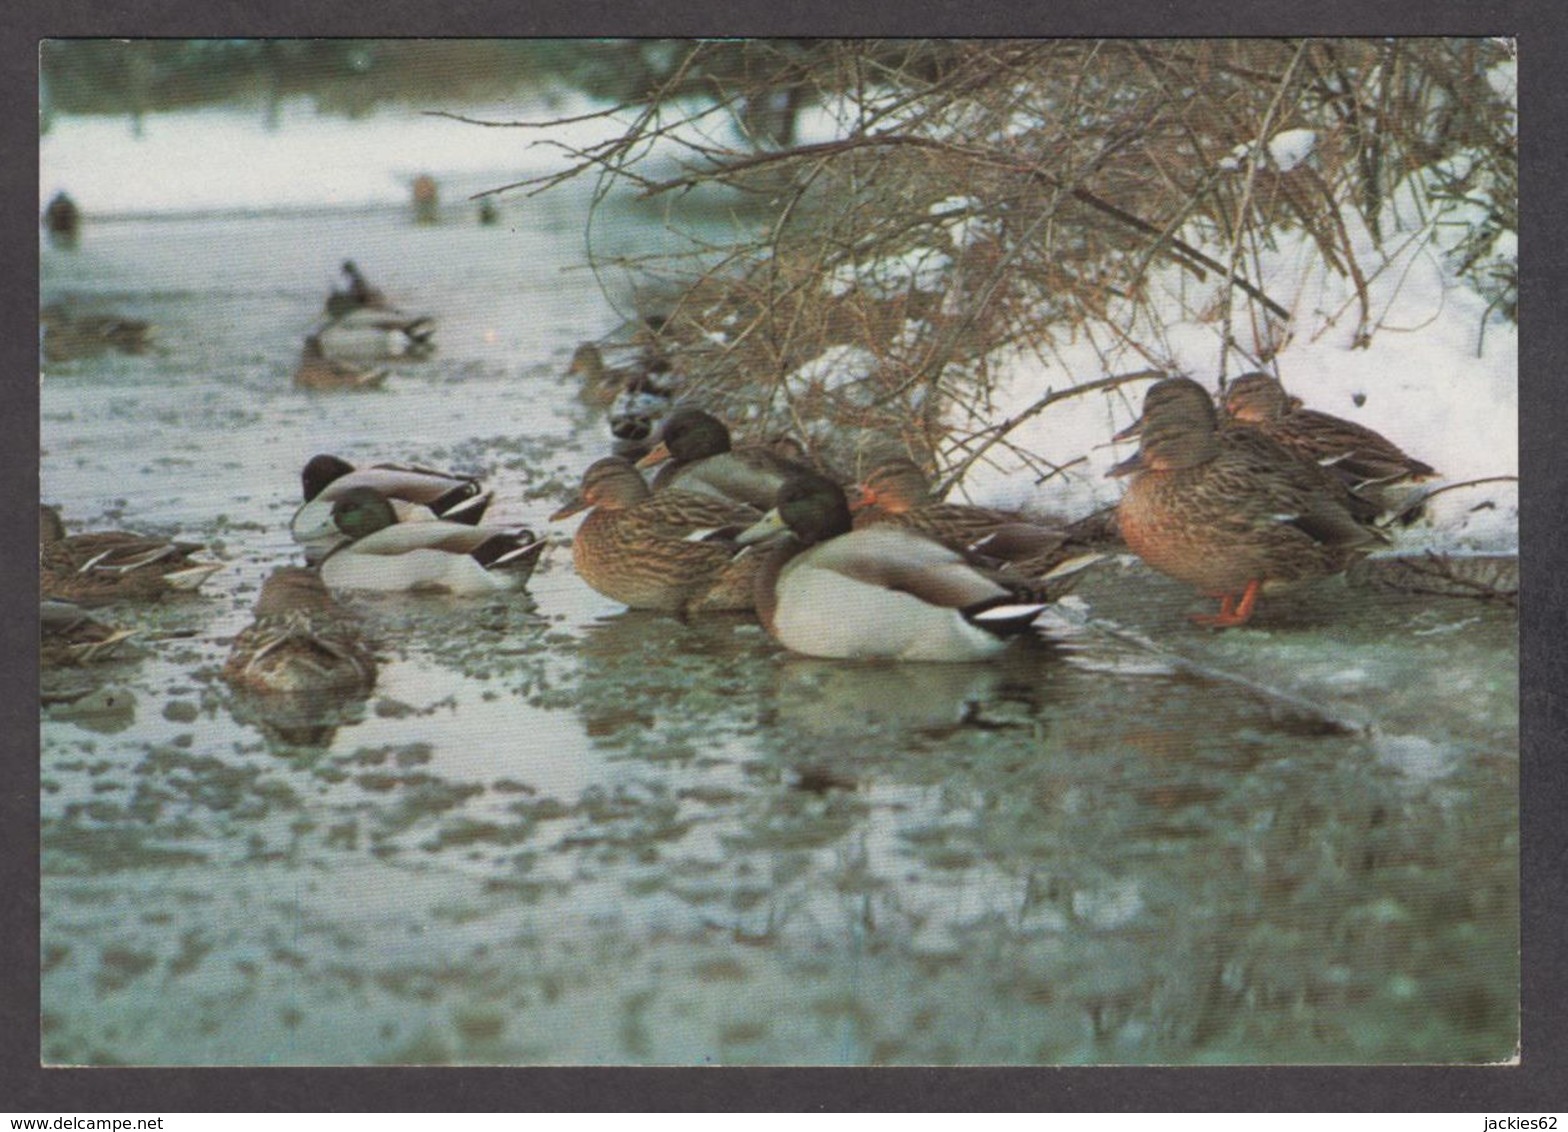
[1191,579,1262,628]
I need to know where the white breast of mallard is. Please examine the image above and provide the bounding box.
[320,546,504,595]
[770,533,1010,661]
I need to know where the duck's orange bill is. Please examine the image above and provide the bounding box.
[848,485,877,512]
[634,443,672,470]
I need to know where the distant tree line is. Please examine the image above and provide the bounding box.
[39,38,902,147]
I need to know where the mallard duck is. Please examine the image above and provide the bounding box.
[311,305,436,360]
[294,335,390,391]
[290,454,492,556]
[850,458,1081,561]
[606,372,682,460]
[41,505,222,605]
[317,261,433,354]
[735,472,1053,661]
[1110,377,1387,627]
[302,488,542,595]
[569,338,678,402]
[43,192,81,243]
[40,302,152,364]
[550,456,763,614]
[635,408,817,510]
[1222,372,1436,488]
[41,600,136,666]
[222,567,376,695]
[323,260,389,317]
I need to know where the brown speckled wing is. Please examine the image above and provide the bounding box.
[1222,428,1385,534]
[1277,409,1436,484]
[574,492,762,613]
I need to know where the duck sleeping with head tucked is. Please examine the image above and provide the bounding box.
[222,566,377,696]
[40,505,222,605]
[299,488,542,595]
[736,471,1055,662]
[850,457,1098,573]
[290,454,493,560]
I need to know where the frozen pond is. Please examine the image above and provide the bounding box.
[39,194,1518,1065]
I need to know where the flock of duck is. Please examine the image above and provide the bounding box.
[42,264,1440,710]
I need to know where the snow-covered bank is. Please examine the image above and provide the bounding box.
[951,212,1517,554]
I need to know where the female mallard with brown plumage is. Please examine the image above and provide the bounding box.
[1111,377,1387,627]
[850,457,1089,565]
[41,505,221,605]
[736,472,1054,661]
[222,567,376,695]
[551,456,763,614]
[41,600,136,667]
[636,408,817,510]
[1223,372,1436,489]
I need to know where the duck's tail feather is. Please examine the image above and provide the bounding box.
[472,530,546,573]
[433,486,492,524]
[962,595,1049,638]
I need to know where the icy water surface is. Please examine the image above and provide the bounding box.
[39,200,1518,1065]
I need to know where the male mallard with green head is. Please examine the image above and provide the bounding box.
[323,260,388,317]
[301,489,542,596]
[736,472,1054,661]
[311,263,435,360]
[290,454,492,559]
[636,408,817,510]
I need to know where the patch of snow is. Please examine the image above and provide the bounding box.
[824,246,950,299]
[953,201,1517,553]
[1218,142,1251,172]
[784,344,880,398]
[1373,733,1458,783]
[1266,128,1317,172]
[929,195,995,249]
